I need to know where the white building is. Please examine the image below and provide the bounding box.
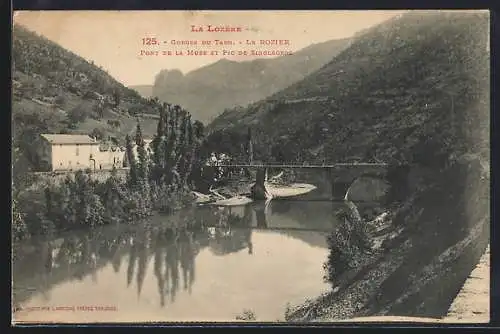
[38,134,125,172]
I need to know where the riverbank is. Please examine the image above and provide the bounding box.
[285,224,489,323]
[284,158,489,323]
[308,245,490,324]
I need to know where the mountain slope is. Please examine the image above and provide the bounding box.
[207,11,490,320]
[151,38,351,123]
[208,11,489,167]
[12,24,161,174]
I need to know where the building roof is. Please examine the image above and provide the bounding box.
[41,134,99,145]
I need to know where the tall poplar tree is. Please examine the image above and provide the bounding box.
[151,107,167,184]
[125,134,138,186]
[135,122,149,185]
[247,127,254,165]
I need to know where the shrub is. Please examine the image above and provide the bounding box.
[67,102,91,124]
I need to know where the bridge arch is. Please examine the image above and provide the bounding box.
[343,174,391,202]
[331,165,411,203]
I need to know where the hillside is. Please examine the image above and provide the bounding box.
[206,11,490,320]
[150,38,351,123]
[129,85,153,98]
[208,12,489,167]
[12,24,161,174]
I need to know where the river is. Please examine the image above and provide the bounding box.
[13,162,487,324]
[12,199,353,323]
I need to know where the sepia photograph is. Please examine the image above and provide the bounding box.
[11,10,490,324]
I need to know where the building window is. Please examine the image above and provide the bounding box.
[76,144,79,156]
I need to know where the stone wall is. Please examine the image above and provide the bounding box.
[29,169,129,188]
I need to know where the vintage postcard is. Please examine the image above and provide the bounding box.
[11,10,490,324]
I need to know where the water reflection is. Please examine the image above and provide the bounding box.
[13,200,343,320]
[208,205,254,255]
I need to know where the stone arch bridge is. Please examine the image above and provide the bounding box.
[217,163,412,201]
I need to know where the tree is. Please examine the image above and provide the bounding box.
[135,122,149,185]
[92,100,105,119]
[164,105,178,185]
[193,121,205,141]
[100,167,126,223]
[58,175,78,227]
[151,108,167,184]
[125,134,138,186]
[247,127,254,164]
[68,102,91,124]
[112,89,121,108]
[179,115,195,186]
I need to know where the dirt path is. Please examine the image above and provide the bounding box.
[444,245,490,323]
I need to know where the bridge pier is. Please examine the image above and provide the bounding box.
[250,167,271,200]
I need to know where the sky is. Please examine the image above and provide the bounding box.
[13,10,408,86]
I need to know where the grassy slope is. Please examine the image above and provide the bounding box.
[12,24,159,148]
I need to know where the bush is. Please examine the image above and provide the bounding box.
[122,188,153,220]
[323,202,374,286]
[68,102,91,124]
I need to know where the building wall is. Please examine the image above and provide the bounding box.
[93,149,126,170]
[41,138,154,172]
[50,144,99,171]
